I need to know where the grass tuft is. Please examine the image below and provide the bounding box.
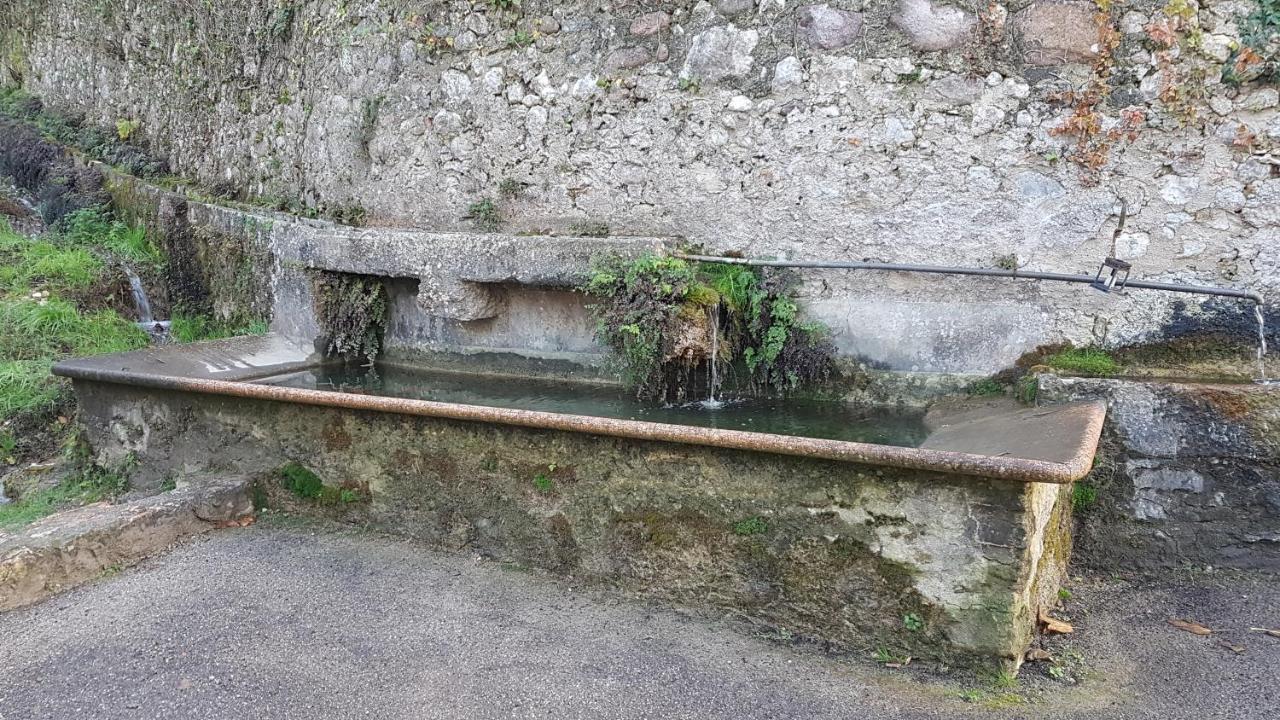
[1044,347,1121,377]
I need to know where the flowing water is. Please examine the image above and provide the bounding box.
[124,267,153,325]
[257,363,930,447]
[704,302,722,410]
[1256,304,1271,384]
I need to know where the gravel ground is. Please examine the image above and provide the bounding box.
[0,520,1276,720]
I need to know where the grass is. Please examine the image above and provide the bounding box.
[1044,347,1121,377]
[532,473,555,494]
[0,462,131,530]
[0,217,152,462]
[169,314,269,343]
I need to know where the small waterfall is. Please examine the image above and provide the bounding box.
[1256,304,1270,384]
[703,302,723,409]
[124,267,153,325]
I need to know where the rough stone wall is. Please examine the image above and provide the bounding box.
[3,0,1278,373]
[1040,374,1280,571]
[74,378,1070,665]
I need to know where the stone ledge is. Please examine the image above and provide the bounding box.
[0,477,254,612]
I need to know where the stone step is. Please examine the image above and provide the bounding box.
[0,477,254,612]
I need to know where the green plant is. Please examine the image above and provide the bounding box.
[1058,587,1073,601]
[508,29,535,48]
[280,461,324,499]
[339,488,359,503]
[532,473,554,494]
[1072,481,1098,512]
[582,254,835,401]
[966,377,1005,396]
[872,647,910,665]
[1014,374,1038,405]
[1226,0,1280,84]
[1047,664,1067,680]
[498,178,523,199]
[993,253,1018,271]
[986,668,1018,690]
[489,0,519,9]
[903,612,925,632]
[1044,346,1120,377]
[468,198,501,232]
[114,118,140,141]
[312,272,387,365]
[169,314,269,343]
[732,516,768,536]
[678,76,701,93]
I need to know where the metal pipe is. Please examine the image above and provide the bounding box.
[674,253,1266,305]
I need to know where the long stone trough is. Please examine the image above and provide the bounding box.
[54,334,1105,668]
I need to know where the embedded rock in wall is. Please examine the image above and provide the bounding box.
[796,4,864,51]
[1016,0,1101,66]
[682,24,759,82]
[891,0,976,52]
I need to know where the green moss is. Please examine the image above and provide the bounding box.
[1071,481,1097,512]
[1043,347,1120,377]
[280,462,324,499]
[732,516,769,536]
[312,271,387,364]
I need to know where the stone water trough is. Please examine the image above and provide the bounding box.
[54,334,1104,668]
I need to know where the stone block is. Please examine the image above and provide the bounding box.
[892,0,976,52]
[1016,1,1100,66]
[797,4,865,51]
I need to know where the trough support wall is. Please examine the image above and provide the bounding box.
[74,378,1069,666]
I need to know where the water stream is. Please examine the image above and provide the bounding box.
[703,302,723,410]
[258,363,930,447]
[124,267,153,325]
[1256,304,1270,384]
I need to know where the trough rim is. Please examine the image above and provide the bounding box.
[53,362,1105,485]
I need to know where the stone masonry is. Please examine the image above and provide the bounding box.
[2,0,1277,373]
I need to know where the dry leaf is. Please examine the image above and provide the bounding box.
[1269,630,1280,639]
[1025,648,1053,663]
[1039,609,1074,635]
[1168,618,1213,636]
[885,657,912,669]
[1219,642,1245,655]
[1248,627,1280,638]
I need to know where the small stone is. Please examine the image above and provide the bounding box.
[1200,34,1232,62]
[883,116,915,146]
[884,57,916,76]
[715,0,756,17]
[570,76,600,98]
[1017,1,1101,66]
[682,25,759,83]
[440,70,472,106]
[505,83,525,104]
[656,44,670,62]
[536,16,560,34]
[1240,88,1279,112]
[773,56,805,91]
[1120,10,1147,34]
[605,46,652,73]
[1013,171,1065,202]
[727,95,754,112]
[521,94,541,108]
[985,71,1003,86]
[432,109,464,136]
[891,0,977,52]
[923,75,984,106]
[630,11,670,37]
[465,13,490,36]
[1159,175,1200,206]
[525,105,548,135]
[482,68,505,94]
[797,4,865,51]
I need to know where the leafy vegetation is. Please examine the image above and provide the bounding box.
[279,461,364,505]
[1227,0,1280,84]
[312,271,387,365]
[1071,481,1098,512]
[583,254,835,402]
[468,197,501,232]
[732,516,769,536]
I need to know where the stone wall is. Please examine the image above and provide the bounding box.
[1040,373,1280,571]
[73,377,1072,666]
[2,0,1279,373]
